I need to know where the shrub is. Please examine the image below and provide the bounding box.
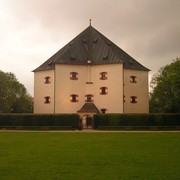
[0,114,80,129]
[93,114,180,128]
[93,114,109,128]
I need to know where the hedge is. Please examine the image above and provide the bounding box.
[0,126,73,130]
[97,126,180,131]
[0,114,80,129]
[93,114,180,129]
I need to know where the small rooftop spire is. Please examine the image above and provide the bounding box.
[89,19,92,26]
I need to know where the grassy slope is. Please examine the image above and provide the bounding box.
[0,132,180,180]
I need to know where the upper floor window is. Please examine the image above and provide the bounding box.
[44,76,51,84]
[130,96,137,103]
[44,96,50,104]
[100,87,108,95]
[101,108,107,114]
[130,76,137,83]
[85,94,94,102]
[100,72,108,80]
[70,72,78,80]
[70,94,79,102]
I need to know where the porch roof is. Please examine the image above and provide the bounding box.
[77,103,100,114]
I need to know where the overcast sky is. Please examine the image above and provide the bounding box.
[0,0,180,95]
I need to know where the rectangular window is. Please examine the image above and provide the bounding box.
[70,72,78,80]
[130,76,137,83]
[70,94,79,102]
[101,108,107,114]
[44,96,50,104]
[100,87,108,95]
[44,76,51,84]
[100,72,108,80]
[130,96,137,103]
[85,94,94,102]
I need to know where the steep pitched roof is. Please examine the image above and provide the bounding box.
[33,25,149,72]
[77,103,100,114]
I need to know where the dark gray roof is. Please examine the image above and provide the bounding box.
[33,25,149,72]
[77,103,100,113]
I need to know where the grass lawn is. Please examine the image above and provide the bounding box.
[0,132,180,180]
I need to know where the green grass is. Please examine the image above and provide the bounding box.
[0,132,180,180]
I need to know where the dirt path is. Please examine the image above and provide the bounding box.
[0,129,180,133]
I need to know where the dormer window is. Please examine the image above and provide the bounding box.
[100,87,108,95]
[130,96,137,103]
[70,94,79,102]
[100,72,108,80]
[130,76,137,83]
[44,76,51,84]
[103,55,108,60]
[70,72,78,80]
[85,94,94,102]
[48,60,53,66]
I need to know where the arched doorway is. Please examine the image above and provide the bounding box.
[82,114,93,129]
[77,103,100,129]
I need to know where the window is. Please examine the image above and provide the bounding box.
[123,95,125,103]
[44,96,50,104]
[100,87,108,95]
[101,108,107,114]
[100,72,108,80]
[85,94,94,102]
[70,72,78,80]
[130,76,137,83]
[70,94,79,102]
[44,76,51,84]
[130,96,137,103]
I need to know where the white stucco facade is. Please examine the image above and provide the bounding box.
[34,63,149,114]
[34,70,54,113]
[124,69,149,113]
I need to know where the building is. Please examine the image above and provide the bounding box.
[33,24,149,116]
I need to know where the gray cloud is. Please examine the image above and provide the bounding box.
[0,0,180,95]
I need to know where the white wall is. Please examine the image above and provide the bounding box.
[55,64,87,113]
[90,64,124,113]
[124,69,149,113]
[34,70,54,113]
[55,64,124,113]
[34,64,149,114]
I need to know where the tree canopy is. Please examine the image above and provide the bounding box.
[0,70,33,113]
[150,58,180,113]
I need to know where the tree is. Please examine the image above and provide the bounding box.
[149,58,180,113]
[0,70,33,113]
